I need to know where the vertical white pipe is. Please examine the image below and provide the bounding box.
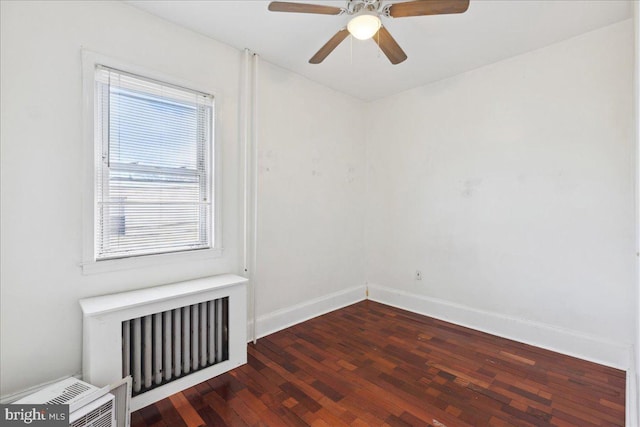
[173,309,181,378]
[251,53,260,345]
[153,313,162,385]
[241,49,257,345]
[163,310,172,381]
[200,302,207,367]
[182,306,190,374]
[191,304,199,370]
[208,300,216,364]
[242,48,251,275]
[143,315,152,389]
[122,321,131,378]
[132,318,141,393]
[216,298,223,362]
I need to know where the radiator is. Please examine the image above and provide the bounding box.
[80,274,247,411]
[123,298,229,396]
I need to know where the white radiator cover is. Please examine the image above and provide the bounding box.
[80,274,247,411]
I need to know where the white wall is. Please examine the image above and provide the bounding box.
[0,0,241,397]
[253,61,367,335]
[365,20,636,364]
[0,0,366,398]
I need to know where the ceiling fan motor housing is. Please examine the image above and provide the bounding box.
[346,0,383,15]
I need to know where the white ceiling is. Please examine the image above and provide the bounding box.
[127,0,633,101]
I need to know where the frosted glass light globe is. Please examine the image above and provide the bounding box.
[347,13,381,40]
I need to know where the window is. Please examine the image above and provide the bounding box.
[93,65,214,261]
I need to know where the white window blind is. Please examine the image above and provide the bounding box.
[94,65,214,260]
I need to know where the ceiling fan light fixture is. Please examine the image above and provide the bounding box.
[347,12,381,40]
[268,0,470,64]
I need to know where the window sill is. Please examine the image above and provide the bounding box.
[81,247,224,275]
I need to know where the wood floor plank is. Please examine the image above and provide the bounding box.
[132,301,625,427]
[154,397,188,427]
[168,392,206,427]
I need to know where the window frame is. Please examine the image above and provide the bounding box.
[81,51,223,274]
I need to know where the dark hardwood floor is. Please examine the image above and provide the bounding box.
[131,300,626,427]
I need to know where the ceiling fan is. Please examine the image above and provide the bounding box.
[267,0,470,65]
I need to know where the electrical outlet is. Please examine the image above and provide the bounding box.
[415,270,422,280]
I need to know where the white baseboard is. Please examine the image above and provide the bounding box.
[627,345,639,427]
[249,285,367,340]
[368,284,631,371]
[627,368,638,427]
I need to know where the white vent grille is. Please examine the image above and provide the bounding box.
[70,399,114,427]
[122,297,229,396]
[15,379,118,427]
[46,382,91,405]
[14,378,99,407]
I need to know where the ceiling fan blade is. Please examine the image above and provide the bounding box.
[388,0,470,18]
[374,26,407,65]
[268,1,343,15]
[309,28,350,64]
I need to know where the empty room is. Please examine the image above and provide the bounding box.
[1,0,639,426]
